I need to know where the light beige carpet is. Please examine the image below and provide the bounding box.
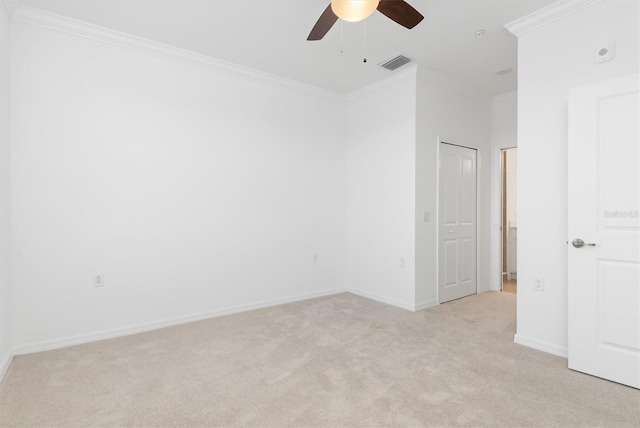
[0,292,638,427]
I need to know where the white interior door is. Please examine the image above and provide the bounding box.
[439,143,477,303]
[568,74,640,389]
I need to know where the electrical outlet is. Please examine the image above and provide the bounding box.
[313,254,318,263]
[94,274,104,288]
[533,276,544,292]
[400,257,405,268]
[423,211,430,223]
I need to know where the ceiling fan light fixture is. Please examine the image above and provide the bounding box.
[331,0,380,23]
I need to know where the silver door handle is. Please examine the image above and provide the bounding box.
[572,238,596,248]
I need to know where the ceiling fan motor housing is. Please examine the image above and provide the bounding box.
[331,0,380,22]
[307,0,423,41]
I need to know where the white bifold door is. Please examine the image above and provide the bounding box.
[439,143,477,303]
[568,74,640,389]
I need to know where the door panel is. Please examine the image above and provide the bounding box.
[461,238,474,282]
[599,260,639,351]
[442,152,459,225]
[461,156,475,224]
[439,143,477,303]
[443,240,458,286]
[599,92,639,231]
[568,74,640,389]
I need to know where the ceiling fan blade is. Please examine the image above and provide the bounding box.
[377,0,424,29]
[307,4,339,41]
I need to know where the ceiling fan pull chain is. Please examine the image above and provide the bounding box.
[340,20,344,53]
[363,20,367,63]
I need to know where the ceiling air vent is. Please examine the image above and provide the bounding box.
[379,55,412,71]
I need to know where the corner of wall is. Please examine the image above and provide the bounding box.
[417,65,491,101]
[492,90,517,106]
[514,333,568,358]
[345,63,418,102]
[0,0,14,385]
[2,1,18,17]
[0,347,13,383]
[346,69,418,309]
[8,6,350,350]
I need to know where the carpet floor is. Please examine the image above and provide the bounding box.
[0,292,638,427]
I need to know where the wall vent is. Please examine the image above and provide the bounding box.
[379,55,412,71]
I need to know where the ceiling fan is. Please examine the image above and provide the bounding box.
[308,0,424,41]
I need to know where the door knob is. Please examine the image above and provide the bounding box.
[572,238,596,248]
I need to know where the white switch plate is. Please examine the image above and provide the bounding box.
[422,212,430,223]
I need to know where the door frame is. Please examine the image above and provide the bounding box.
[490,143,518,293]
[500,147,518,292]
[436,138,479,304]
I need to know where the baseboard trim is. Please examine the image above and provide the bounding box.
[514,333,568,358]
[346,288,415,312]
[0,348,14,384]
[12,288,346,356]
[414,299,438,311]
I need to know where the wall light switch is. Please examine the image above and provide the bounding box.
[423,212,430,223]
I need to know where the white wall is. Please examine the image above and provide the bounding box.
[345,69,417,310]
[5,5,500,357]
[513,0,639,356]
[415,69,492,306]
[10,21,348,350]
[489,92,517,291]
[0,1,13,375]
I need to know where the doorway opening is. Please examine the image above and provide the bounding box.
[501,148,517,294]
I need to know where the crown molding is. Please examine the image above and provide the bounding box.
[505,0,604,37]
[10,5,348,104]
[344,64,419,102]
[417,65,490,100]
[492,90,517,104]
[2,0,19,17]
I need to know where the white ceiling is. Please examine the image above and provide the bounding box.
[14,0,558,96]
